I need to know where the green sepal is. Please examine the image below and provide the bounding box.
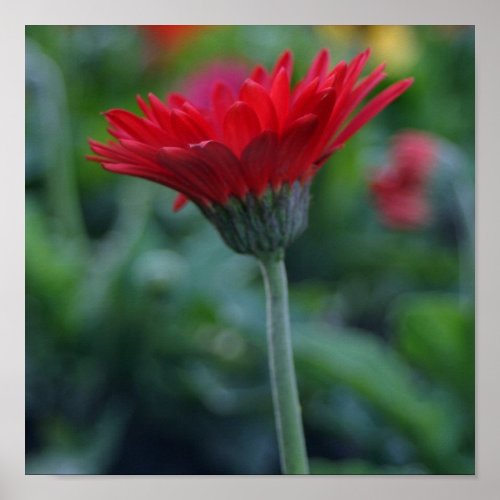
[199,182,311,256]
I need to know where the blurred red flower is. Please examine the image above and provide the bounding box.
[88,48,413,212]
[370,131,438,229]
[138,25,206,49]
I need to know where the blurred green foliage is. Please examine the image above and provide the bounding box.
[25,25,474,474]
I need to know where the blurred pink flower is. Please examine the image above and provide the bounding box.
[390,132,437,185]
[370,131,438,229]
[178,60,249,110]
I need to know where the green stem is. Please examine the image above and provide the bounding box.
[258,250,309,474]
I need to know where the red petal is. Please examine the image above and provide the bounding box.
[289,77,320,122]
[189,140,248,198]
[89,139,158,168]
[324,51,371,126]
[317,65,387,154]
[107,126,130,140]
[271,50,294,80]
[354,63,387,96]
[101,162,201,202]
[272,114,319,186]
[136,95,157,123]
[310,88,337,127]
[241,132,280,195]
[181,101,216,138]
[332,78,414,148]
[147,93,173,131]
[270,68,291,132]
[211,82,236,131]
[250,65,270,88]
[86,154,105,163]
[323,61,347,89]
[344,48,371,90]
[168,93,188,108]
[104,109,168,146]
[304,48,331,85]
[307,89,338,157]
[158,147,228,203]
[120,139,158,162]
[342,64,387,119]
[240,79,278,131]
[223,101,261,156]
[319,64,386,154]
[172,193,189,211]
[170,109,211,145]
[331,61,348,91]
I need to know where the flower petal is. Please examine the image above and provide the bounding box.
[119,139,159,162]
[181,101,216,138]
[223,101,261,156]
[304,48,330,85]
[170,109,212,145]
[241,132,280,195]
[344,48,371,90]
[289,77,320,122]
[272,114,319,186]
[211,82,236,131]
[240,79,278,131]
[172,193,189,211]
[101,161,201,202]
[136,95,157,123]
[316,64,386,151]
[250,65,270,88]
[89,139,158,168]
[189,140,248,198]
[158,147,229,203]
[147,93,174,131]
[323,60,347,89]
[271,50,294,80]
[168,93,188,108]
[306,88,338,157]
[270,68,291,132]
[332,78,414,148]
[104,109,168,146]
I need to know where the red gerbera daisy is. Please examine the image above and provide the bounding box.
[88,48,413,254]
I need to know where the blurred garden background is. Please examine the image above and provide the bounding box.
[25,25,475,475]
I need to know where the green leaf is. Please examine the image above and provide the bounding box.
[293,323,472,473]
[26,201,85,333]
[391,293,474,397]
[310,458,427,475]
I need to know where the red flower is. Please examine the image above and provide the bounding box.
[370,131,438,229]
[88,48,413,215]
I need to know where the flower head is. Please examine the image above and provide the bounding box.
[88,48,413,254]
[370,131,438,229]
